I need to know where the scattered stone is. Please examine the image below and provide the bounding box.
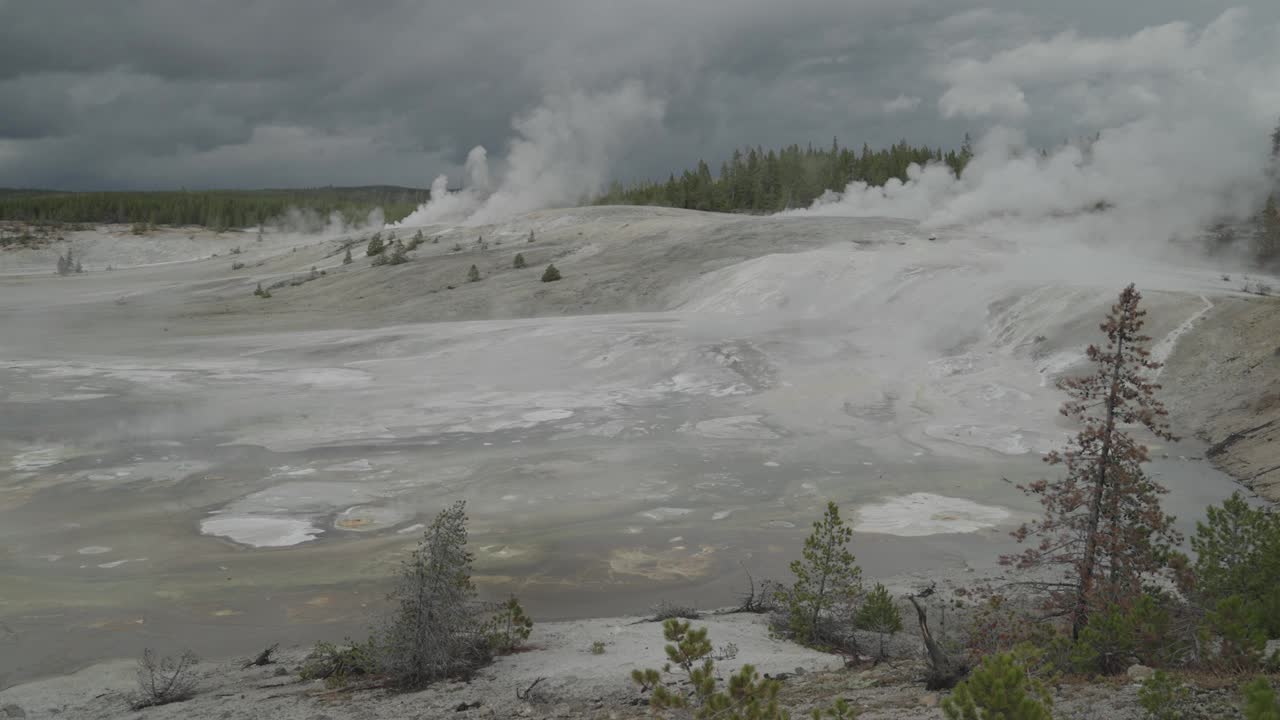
[1126,664,1155,682]
[793,666,805,676]
[455,701,482,711]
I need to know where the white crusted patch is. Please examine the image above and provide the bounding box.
[200,516,321,547]
[854,493,1011,537]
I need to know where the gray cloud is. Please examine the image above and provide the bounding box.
[1,0,1276,190]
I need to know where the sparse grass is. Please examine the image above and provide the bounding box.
[130,648,199,709]
[299,640,377,688]
[590,641,607,655]
[649,600,701,621]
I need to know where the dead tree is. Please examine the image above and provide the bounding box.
[241,643,279,669]
[907,591,965,689]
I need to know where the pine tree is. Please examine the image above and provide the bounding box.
[1257,196,1280,266]
[386,239,408,265]
[366,232,384,257]
[513,253,527,269]
[55,253,68,276]
[528,229,535,243]
[377,501,488,689]
[467,264,480,282]
[1003,285,1179,639]
[343,247,353,265]
[1271,115,1280,161]
[856,584,902,661]
[1191,492,1280,602]
[785,501,862,646]
[540,264,561,282]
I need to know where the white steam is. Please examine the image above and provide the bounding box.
[269,206,384,235]
[395,82,664,227]
[794,9,1280,250]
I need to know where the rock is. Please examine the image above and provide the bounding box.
[2,705,25,719]
[793,666,806,676]
[919,693,939,708]
[1126,664,1155,682]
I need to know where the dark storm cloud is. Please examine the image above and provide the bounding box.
[0,0,1275,190]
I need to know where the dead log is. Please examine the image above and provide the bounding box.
[241,643,280,669]
[907,595,966,690]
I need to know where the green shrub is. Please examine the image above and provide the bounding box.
[1138,671,1190,720]
[783,501,862,648]
[407,229,425,250]
[253,282,271,298]
[299,640,377,688]
[484,595,534,654]
[1244,678,1280,720]
[513,253,527,269]
[855,583,902,661]
[1202,595,1267,672]
[1192,492,1280,609]
[590,641,607,655]
[541,263,561,282]
[629,619,855,720]
[942,647,1053,720]
[365,232,384,256]
[467,264,481,282]
[1073,596,1177,675]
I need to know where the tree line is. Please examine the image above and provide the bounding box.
[0,185,430,229]
[594,136,973,214]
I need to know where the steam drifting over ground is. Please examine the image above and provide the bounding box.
[394,82,665,227]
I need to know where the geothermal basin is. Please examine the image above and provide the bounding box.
[0,206,1251,687]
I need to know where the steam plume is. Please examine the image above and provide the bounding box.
[395,82,664,227]
[793,9,1280,252]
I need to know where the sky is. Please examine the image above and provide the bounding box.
[1,0,1278,192]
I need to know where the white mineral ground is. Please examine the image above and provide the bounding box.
[0,207,1267,690]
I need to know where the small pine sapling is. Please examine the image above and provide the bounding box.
[942,647,1053,720]
[856,583,902,661]
[1138,671,1190,720]
[541,264,561,282]
[513,252,527,269]
[467,264,481,282]
[785,501,862,647]
[1244,678,1280,720]
[485,595,534,654]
